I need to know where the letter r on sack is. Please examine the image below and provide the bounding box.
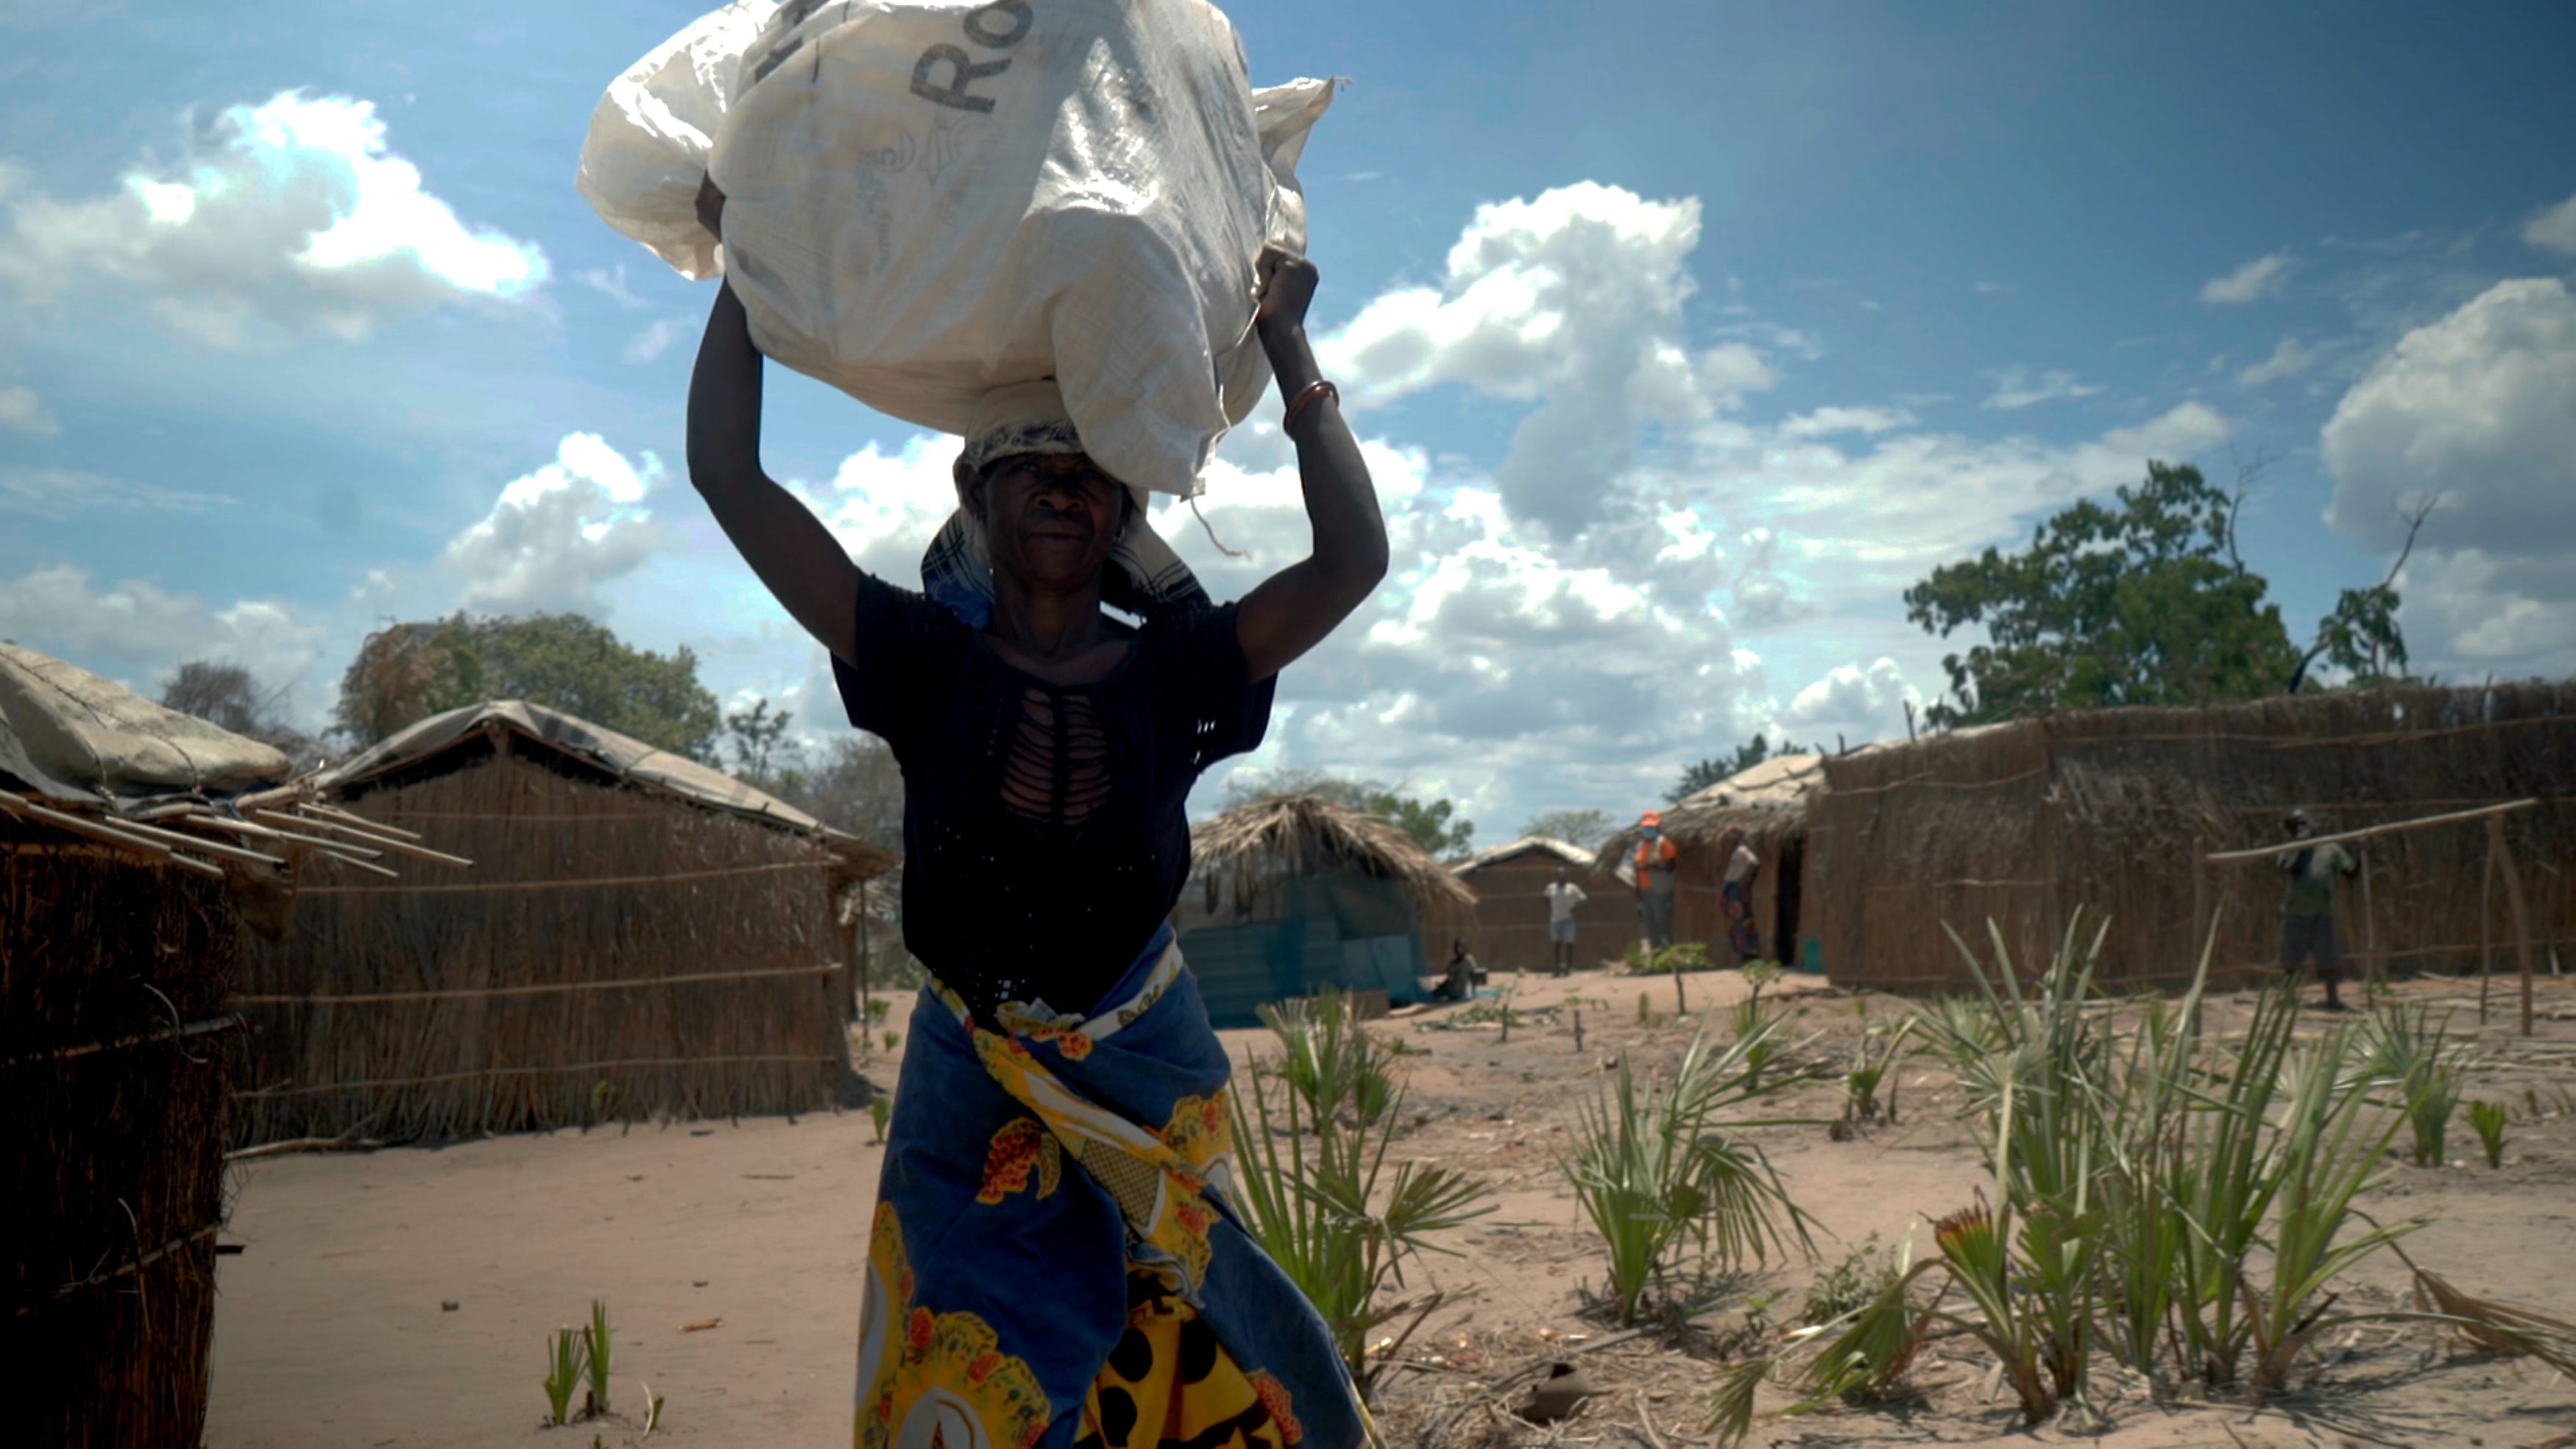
[912,44,1010,113]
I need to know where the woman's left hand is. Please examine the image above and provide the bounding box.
[1254,244,1317,338]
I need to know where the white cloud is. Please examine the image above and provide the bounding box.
[2199,250,2297,305]
[2319,277,2576,673]
[1314,181,1773,535]
[1982,366,2103,411]
[0,91,547,346]
[445,433,665,611]
[623,315,693,364]
[2236,336,2322,387]
[1782,657,1923,739]
[0,564,323,697]
[0,384,57,436]
[0,465,233,518]
[2523,192,2576,258]
[1776,405,1914,439]
[1973,281,2013,296]
[576,264,648,309]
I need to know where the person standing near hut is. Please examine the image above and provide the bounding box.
[1544,865,1588,976]
[1632,810,1680,954]
[2278,807,2358,1013]
[688,194,1385,1447]
[1719,827,1763,965]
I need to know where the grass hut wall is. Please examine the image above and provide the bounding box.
[1805,684,2576,994]
[1602,754,1825,966]
[1178,795,1477,1027]
[236,701,894,1144]
[0,643,297,1448]
[1451,837,1632,972]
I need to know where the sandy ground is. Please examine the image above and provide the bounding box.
[206,968,2576,1449]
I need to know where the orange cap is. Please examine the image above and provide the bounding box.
[1639,810,1663,828]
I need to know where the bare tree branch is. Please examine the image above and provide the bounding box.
[2222,444,2277,574]
[2284,495,2438,693]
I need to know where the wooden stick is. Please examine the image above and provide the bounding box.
[310,848,403,880]
[0,790,226,877]
[296,801,426,840]
[12,1224,222,1315]
[297,859,825,896]
[234,961,843,1005]
[2204,798,2539,863]
[224,1134,387,1161]
[2360,856,2380,1009]
[2479,848,2496,1026]
[184,813,289,841]
[258,809,472,868]
[2490,815,2538,1037]
[0,1014,243,1069]
[250,812,386,858]
[238,1054,843,1098]
[65,809,289,868]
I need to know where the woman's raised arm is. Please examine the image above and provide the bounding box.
[687,279,862,664]
[1235,248,1389,682]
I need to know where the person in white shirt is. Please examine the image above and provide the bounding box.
[1543,866,1589,976]
[1719,827,1763,964]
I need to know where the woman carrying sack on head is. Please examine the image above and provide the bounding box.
[688,182,1385,1448]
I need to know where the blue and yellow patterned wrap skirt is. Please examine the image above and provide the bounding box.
[855,925,1367,1449]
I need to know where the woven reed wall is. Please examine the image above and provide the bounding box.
[1457,851,1634,973]
[1809,684,2576,994]
[1598,819,1803,963]
[236,736,852,1142]
[3,818,236,1448]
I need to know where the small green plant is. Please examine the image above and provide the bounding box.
[1229,996,1493,1400]
[863,996,891,1027]
[542,1326,584,1425]
[1741,957,1783,997]
[1801,1233,1901,1328]
[1637,991,1654,1027]
[867,1097,891,1144]
[882,1030,902,1053]
[2466,1099,2510,1169]
[1842,1013,1914,1127]
[640,1379,665,1433]
[2362,1003,2468,1167]
[584,1300,612,1416]
[1560,1022,1816,1327]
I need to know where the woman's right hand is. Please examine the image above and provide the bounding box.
[696,174,727,241]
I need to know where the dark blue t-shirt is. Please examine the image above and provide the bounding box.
[835,572,1274,1019]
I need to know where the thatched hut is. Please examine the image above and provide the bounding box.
[1806,684,2576,994]
[236,701,895,1144]
[1451,837,1631,972]
[0,643,297,1447]
[1603,754,1826,967]
[1178,795,1476,1026]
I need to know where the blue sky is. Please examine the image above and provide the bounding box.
[4,0,2573,844]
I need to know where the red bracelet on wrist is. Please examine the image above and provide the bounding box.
[1282,378,1340,433]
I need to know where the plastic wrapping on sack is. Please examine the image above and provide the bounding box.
[575,0,1333,497]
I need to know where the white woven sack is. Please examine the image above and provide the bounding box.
[578,0,1332,497]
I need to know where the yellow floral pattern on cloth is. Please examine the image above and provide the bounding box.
[977,1119,1065,1205]
[857,1203,1053,1449]
[966,1028,1234,1297]
[1075,1288,1296,1449]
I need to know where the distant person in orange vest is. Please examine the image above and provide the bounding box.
[1632,810,1680,952]
[1543,865,1589,976]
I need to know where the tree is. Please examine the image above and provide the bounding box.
[1902,458,2424,729]
[159,660,319,768]
[333,613,723,760]
[1669,733,1809,804]
[723,698,799,784]
[776,733,906,849]
[1520,808,1615,852]
[1222,767,1477,860]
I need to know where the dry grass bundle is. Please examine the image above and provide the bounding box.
[236,729,867,1143]
[1192,794,1475,919]
[1,813,240,1448]
[2398,1247,2576,1375]
[1808,684,2576,993]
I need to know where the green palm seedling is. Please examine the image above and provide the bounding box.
[2466,1099,2509,1169]
[2361,1003,2467,1167]
[1560,1021,1817,1326]
[542,1326,584,1425]
[584,1300,612,1416]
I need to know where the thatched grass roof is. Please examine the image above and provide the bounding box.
[1455,836,1596,875]
[1192,794,1473,910]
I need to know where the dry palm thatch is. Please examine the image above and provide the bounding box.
[0,643,307,1448]
[1192,793,1475,920]
[235,703,896,1144]
[1807,683,2576,993]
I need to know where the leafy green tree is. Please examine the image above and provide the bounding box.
[1519,808,1615,852]
[1903,459,2425,729]
[333,613,722,760]
[723,697,800,784]
[1669,733,1810,804]
[1223,767,1476,860]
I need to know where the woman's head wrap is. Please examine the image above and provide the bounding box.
[921,381,1209,630]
